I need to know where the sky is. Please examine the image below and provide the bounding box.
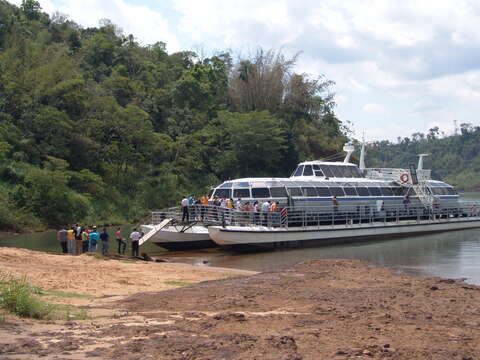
[9,0,480,141]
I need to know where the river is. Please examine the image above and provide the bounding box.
[2,192,480,284]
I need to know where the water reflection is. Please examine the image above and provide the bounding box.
[193,229,480,285]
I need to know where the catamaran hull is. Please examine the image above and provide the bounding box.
[208,217,480,249]
[141,225,216,250]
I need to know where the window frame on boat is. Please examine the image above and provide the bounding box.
[233,188,251,198]
[251,187,271,198]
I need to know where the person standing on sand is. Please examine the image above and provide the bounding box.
[75,224,82,255]
[115,227,126,255]
[57,227,68,253]
[88,226,99,253]
[130,228,141,257]
[81,227,89,253]
[66,226,75,254]
[100,228,109,256]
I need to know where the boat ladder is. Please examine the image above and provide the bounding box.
[140,218,173,246]
[412,180,434,208]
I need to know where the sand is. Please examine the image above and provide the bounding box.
[0,248,480,359]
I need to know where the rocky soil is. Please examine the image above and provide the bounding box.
[0,249,479,359]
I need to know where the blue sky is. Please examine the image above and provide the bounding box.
[10,0,480,141]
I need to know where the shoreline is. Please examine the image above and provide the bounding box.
[0,248,480,359]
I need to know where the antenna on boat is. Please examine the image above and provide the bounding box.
[359,133,366,170]
[343,143,355,163]
[359,143,366,170]
[417,154,429,170]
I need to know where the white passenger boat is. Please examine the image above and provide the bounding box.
[141,143,480,250]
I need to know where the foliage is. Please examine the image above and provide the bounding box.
[0,1,347,229]
[0,273,54,319]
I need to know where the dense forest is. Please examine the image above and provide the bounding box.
[0,0,347,230]
[367,124,480,191]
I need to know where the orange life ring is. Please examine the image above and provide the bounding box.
[400,173,409,183]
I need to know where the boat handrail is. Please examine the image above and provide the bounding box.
[365,168,431,182]
[149,201,480,228]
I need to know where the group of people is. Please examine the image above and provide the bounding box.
[180,195,284,225]
[56,225,142,257]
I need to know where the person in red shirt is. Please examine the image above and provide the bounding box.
[115,227,126,255]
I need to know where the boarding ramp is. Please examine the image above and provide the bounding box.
[139,218,173,245]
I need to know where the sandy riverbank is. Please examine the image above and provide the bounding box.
[0,248,480,359]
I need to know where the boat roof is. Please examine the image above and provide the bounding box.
[298,161,357,166]
[216,178,451,188]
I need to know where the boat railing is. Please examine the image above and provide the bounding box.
[150,201,480,229]
[366,168,431,182]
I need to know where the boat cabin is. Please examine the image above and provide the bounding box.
[211,177,457,202]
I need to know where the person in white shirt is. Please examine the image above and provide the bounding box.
[181,196,190,222]
[130,228,141,257]
[261,200,270,212]
[235,198,242,210]
[261,200,271,225]
[220,198,227,208]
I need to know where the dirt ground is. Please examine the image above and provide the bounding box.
[0,248,480,359]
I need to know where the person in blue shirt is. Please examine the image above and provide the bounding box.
[88,226,99,253]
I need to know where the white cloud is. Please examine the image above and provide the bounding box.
[362,103,391,117]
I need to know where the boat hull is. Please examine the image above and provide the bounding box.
[141,225,216,250]
[208,217,480,249]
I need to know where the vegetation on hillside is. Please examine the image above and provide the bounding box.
[0,0,346,230]
[367,124,480,191]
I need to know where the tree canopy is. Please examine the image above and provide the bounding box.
[0,0,346,229]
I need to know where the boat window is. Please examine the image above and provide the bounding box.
[356,186,370,196]
[270,187,288,197]
[287,187,303,197]
[314,170,324,177]
[218,182,232,188]
[353,167,362,178]
[341,166,353,178]
[369,187,382,196]
[214,189,231,198]
[319,165,334,178]
[293,166,304,177]
[234,182,250,188]
[312,164,320,170]
[431,187,444,196]
[251,188,271,198]
[407,187,417,196]
[355,167,365,178]
[343,187,358,196]
[380,187,394,196]
[330,167,344,178]
[446,187,456,195]
[391,187,404,196]
[233,189,251,198]
[303,165,314,176]
[330,187,345,197]
[316,187,332,197]
[302,187,318,197]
